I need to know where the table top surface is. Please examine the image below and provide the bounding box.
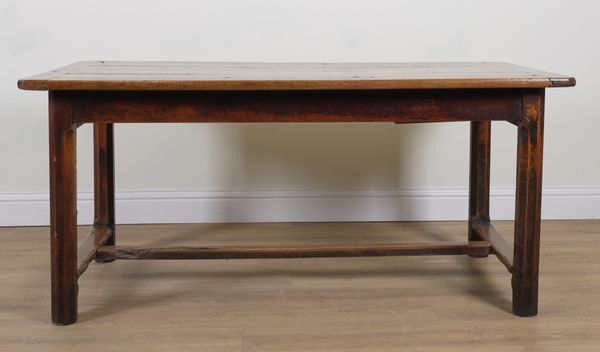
[18,61,575,91]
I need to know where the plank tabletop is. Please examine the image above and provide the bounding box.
[18,61,575,91]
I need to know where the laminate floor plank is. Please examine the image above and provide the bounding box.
[0,221,598,351]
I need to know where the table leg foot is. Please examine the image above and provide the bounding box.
[512,277,538,317]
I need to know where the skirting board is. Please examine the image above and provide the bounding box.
[0,188,598,227]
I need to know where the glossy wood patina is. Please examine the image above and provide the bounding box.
[18,61,575,325]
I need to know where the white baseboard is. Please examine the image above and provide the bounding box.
[0,187,598,227]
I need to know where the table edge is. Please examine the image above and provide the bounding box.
[17,77,576,91]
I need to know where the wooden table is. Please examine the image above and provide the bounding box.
[18,62,575,325]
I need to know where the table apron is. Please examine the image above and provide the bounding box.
[61,89,527,124]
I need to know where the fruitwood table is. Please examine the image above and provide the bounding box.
[18,62,575,325]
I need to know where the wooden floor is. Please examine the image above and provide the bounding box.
[1,221,599,351]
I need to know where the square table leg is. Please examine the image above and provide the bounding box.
[468,120,491,251]
[512,89,545,317]
[49,92,78,325]
[93,123,116,254]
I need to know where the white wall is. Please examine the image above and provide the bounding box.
[1,0,598,225]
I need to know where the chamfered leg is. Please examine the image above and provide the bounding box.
[49,92,78,325]
[93,123,116,257]
[468,120,491,257]
[512,89,545,317]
